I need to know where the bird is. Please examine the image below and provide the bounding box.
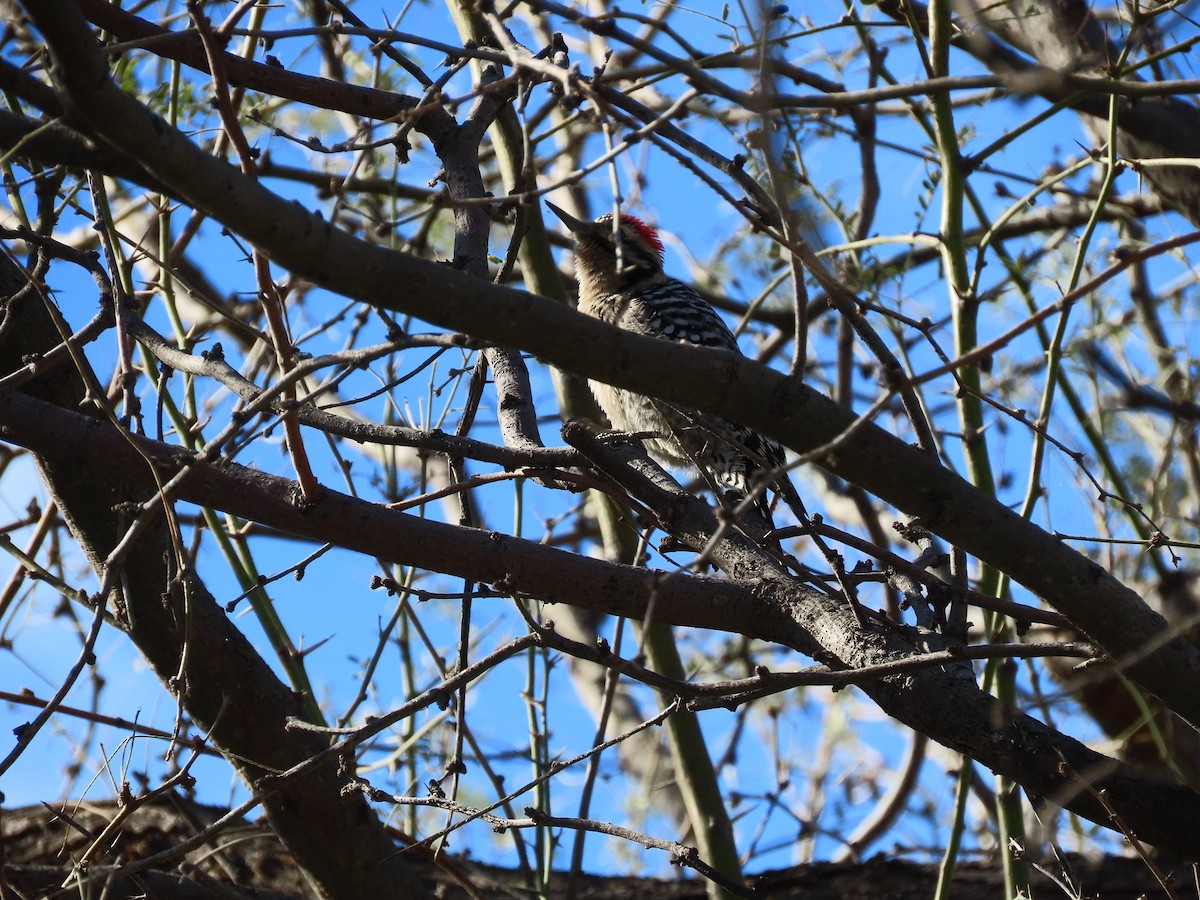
[546,201,788,537]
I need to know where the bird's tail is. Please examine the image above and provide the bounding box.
[719,470,780,545]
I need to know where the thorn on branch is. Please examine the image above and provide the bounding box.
[525,806,547,824]
[669,843,699,867]
[370,574,402,595]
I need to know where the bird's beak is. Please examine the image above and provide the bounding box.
[545,201,589,235]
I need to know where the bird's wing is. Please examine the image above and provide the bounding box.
[633,280,742,353]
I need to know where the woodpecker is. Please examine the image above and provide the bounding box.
[546,202,786,532]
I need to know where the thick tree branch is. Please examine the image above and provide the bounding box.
[0,383,757,628]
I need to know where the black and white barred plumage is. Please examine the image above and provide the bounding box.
[547,202,785,526]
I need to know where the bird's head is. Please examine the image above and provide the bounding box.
[546,202,665,295]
